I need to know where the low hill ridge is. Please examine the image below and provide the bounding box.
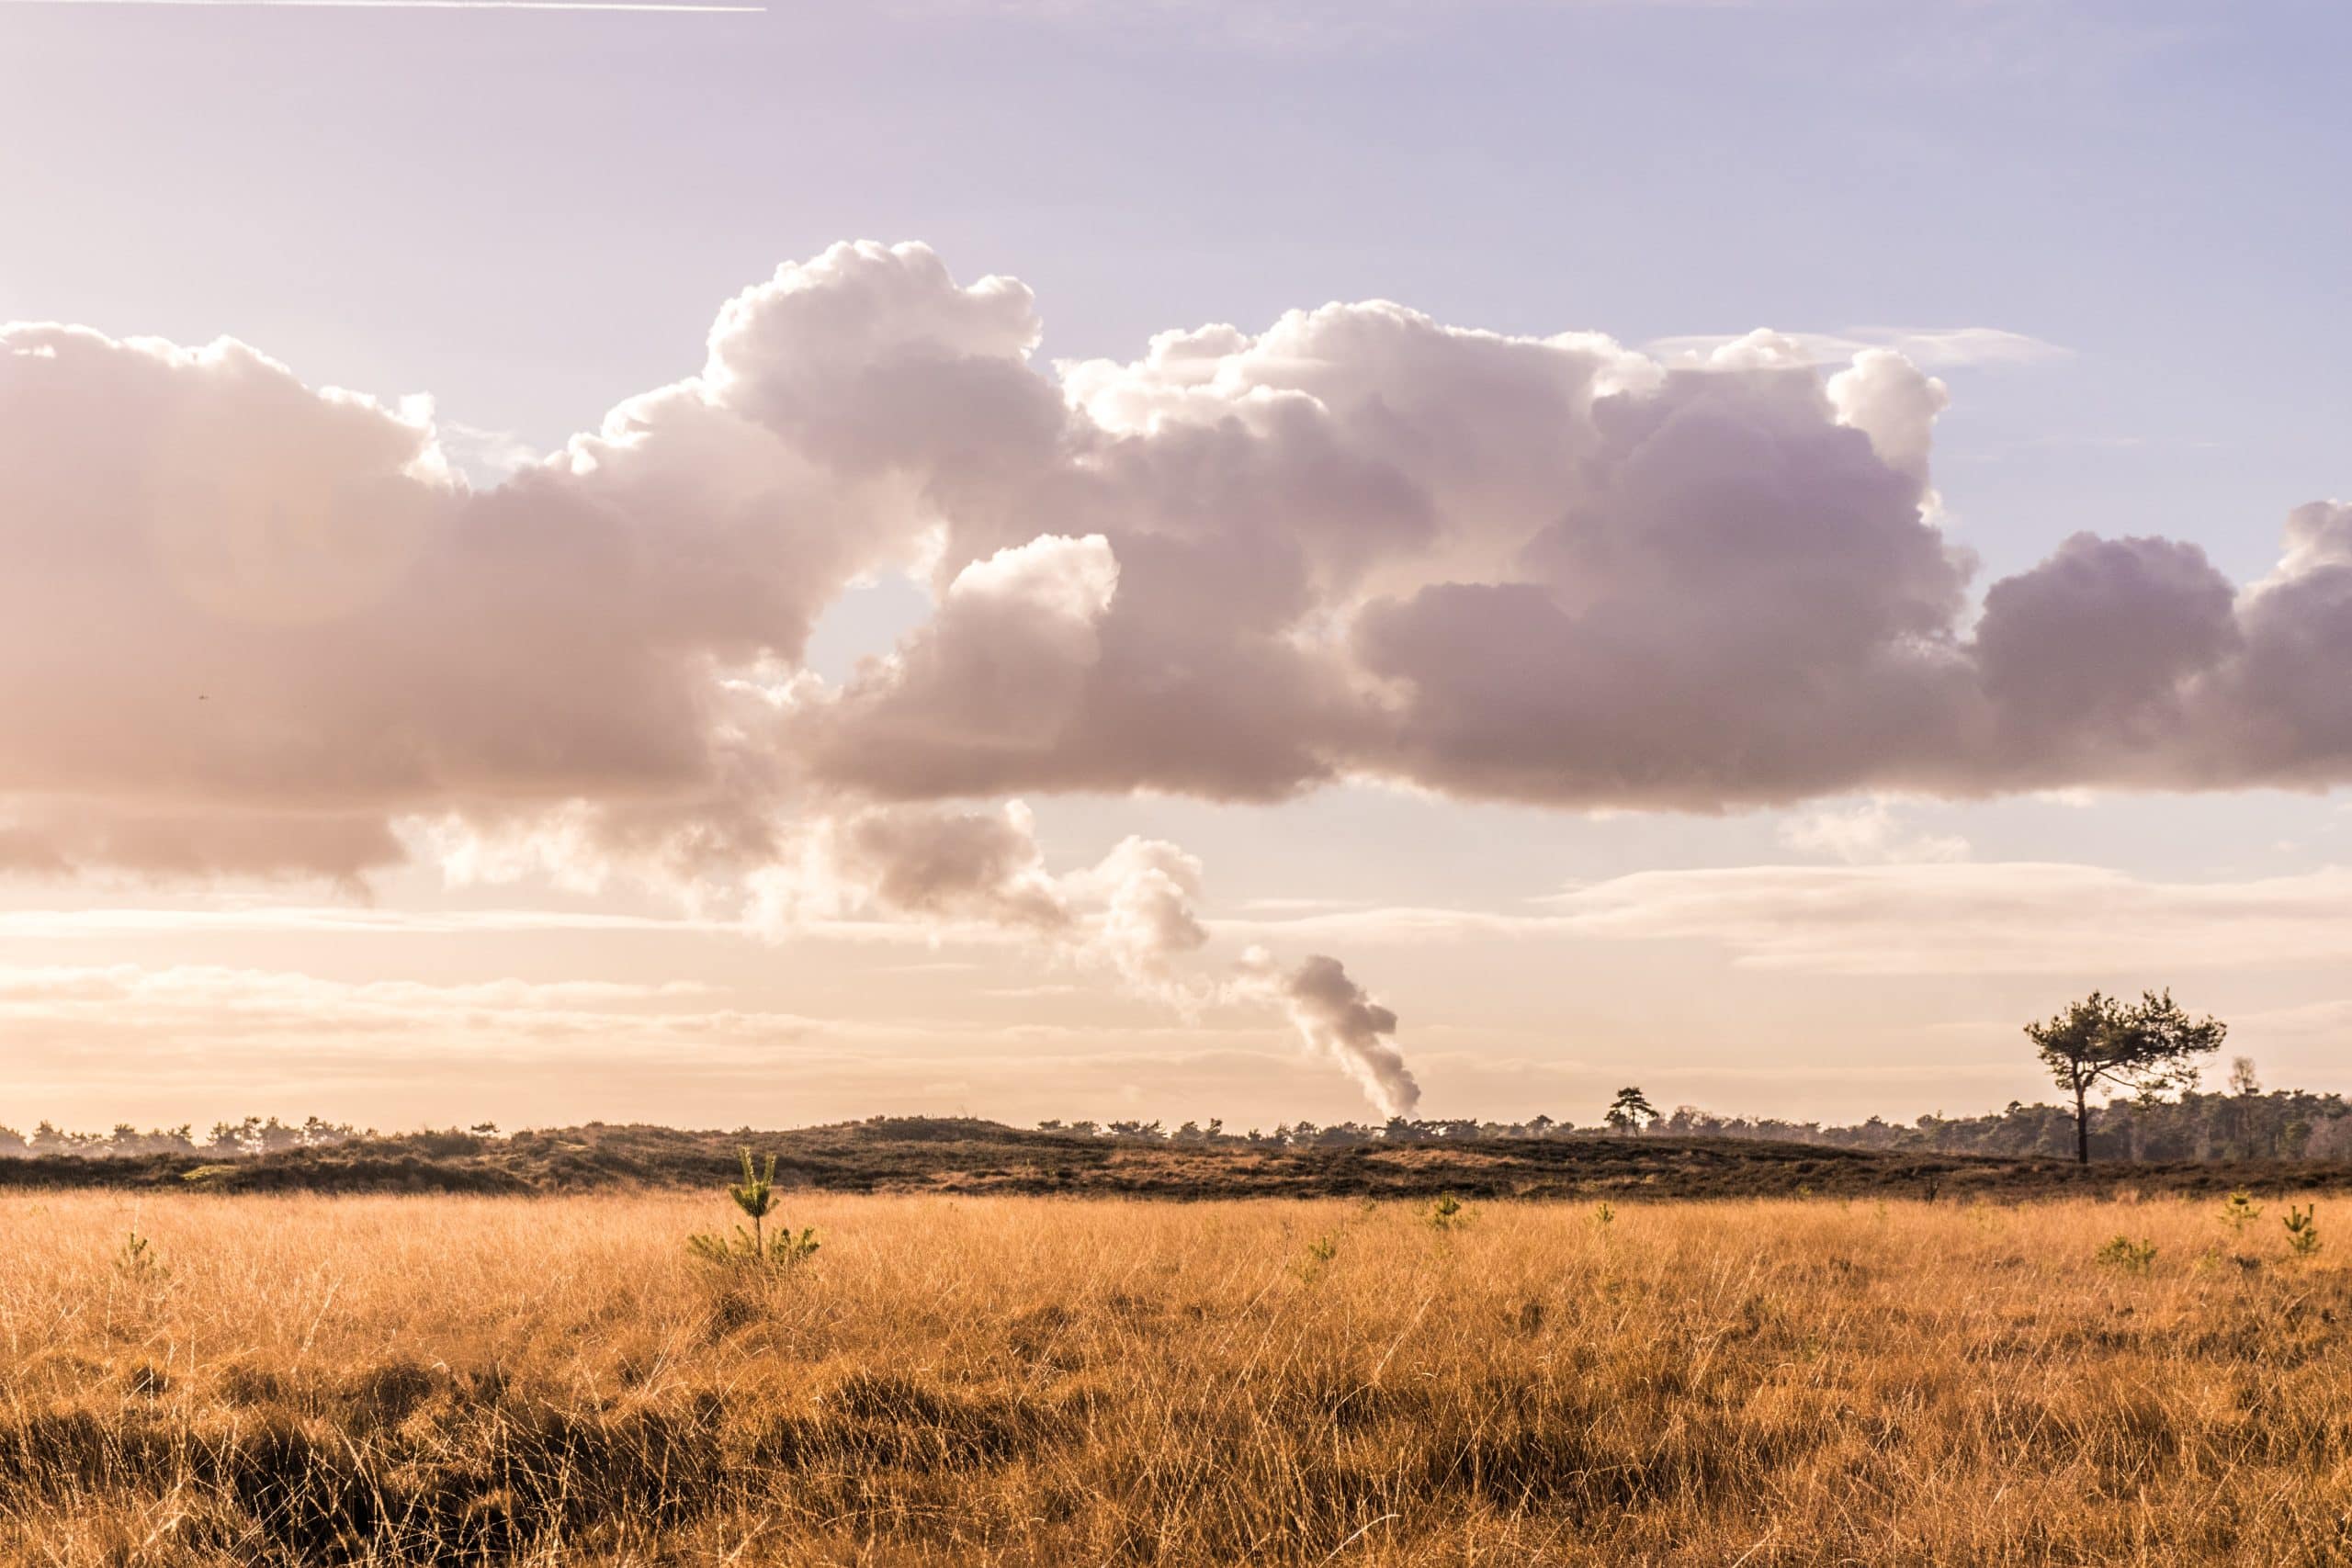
[6,1117,2348,1200]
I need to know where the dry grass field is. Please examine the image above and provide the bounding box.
[1,1190,2346,1566]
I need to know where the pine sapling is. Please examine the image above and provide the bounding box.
[2284,1204,2322,1258]
[2221,1191,2263,1233]
[112,1227,163,1283]
[733,1146,776,1257]
[687,1148,820,1270]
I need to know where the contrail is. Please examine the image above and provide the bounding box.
[7,0,764,11]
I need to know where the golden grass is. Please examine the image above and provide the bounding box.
[1,1190,2346,1565]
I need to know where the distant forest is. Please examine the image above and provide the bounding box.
[8,1085,2351,1164]
[1042,1086,2352,1164]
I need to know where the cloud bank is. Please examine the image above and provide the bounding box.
[6,239,2348,1105]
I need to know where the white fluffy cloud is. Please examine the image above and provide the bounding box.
[6,238,2350,1109]
[14,241,2346,852]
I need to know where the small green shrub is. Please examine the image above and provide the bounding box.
[2220,1191,2263,1232]
[687,1148,819,1270]
[2095,1235,2157,1274]
[1426,1194,1466,1232]
[688,1224,820,1269]
[112,1227,164,1282]
[1589,1201,1615,1230]
[1295,1231,1340,1284]
[2284,1204,2322,1258]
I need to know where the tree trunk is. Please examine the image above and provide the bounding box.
[2075,1085,2090,1166]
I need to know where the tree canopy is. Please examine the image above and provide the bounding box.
[1605,1086,1658,1135]
[2027,989,2226,1165]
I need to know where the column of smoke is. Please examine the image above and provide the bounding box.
[773,800,1420,1116]
[1059,837,1422,1117]
[1242,948,1420,1119]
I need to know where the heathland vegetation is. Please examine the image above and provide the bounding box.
[6,1113,2352,1202]
[8,1056,2352,1201]
[4,1188,2346,1564]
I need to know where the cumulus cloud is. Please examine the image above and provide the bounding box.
[1826,348,1949,496]
[6,238,2350,1104]
[13,240,2344,853]
[799,534,1125,791]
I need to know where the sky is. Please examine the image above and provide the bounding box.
[1,0,2347,1134]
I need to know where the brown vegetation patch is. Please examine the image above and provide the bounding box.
[12,1116,2352,1203]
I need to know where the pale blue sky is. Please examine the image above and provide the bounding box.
[2,0,2347,1129]
[6,0,2345,586]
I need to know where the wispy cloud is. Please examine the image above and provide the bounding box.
[0,906,714,938]
[435,421,544,485]
[1548,863,2352,976]
[1219,863,2352,977]
[1775,797,1971,864]
[6,0,764,12]
[1647,325,2070,370]
[22,856,2352,985]
[0,904,1034,946]
[889,0,1751,51]
[0,961,1300,1082]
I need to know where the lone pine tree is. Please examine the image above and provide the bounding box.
[2026,989,2226,1166]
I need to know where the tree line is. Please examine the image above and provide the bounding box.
[4,989,2332,1165]
[0,1116,474,1158]
[1029,1080,2349,1162]
[8,1089,2346,1165]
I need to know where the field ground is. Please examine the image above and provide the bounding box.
[2,1190,2347,1564]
